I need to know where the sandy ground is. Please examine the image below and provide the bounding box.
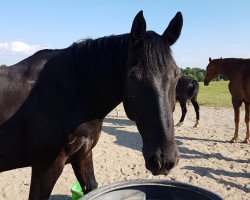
[0,104,249,200]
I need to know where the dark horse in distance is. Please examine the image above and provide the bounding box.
[176,76,200,127]
[0,11,183,199]
[0,49,60,124]
[204,57,250,143]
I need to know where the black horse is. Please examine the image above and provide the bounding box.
[175,76,200,127]
[0,11,183,200]
[0,49,61,124]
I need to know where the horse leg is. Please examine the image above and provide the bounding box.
[176,100,187,127]
[71,149,97,194]
[28,150,67,200]
[70,120,102,194]
[191,95,200,128]
[243,102,250,143]
[230,99,242,143]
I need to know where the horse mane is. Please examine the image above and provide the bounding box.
[73,34,130,78]
[72,31,174,81]
[34,31,176,110]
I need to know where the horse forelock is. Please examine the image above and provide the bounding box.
[136,31,175,76]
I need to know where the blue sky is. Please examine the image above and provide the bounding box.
[1,1,250,68]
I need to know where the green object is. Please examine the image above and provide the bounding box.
[71,182,84,200]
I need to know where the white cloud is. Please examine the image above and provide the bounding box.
[0,41,51,55]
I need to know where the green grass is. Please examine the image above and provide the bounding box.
[198,81,232,107]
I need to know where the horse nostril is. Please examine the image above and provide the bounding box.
[164,153,179,171]
[165,161,175,171]
[161,150,179,171]
[147,155,161,172]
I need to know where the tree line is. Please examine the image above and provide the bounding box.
[180,67,226,82]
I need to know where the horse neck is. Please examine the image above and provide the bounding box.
[74,35,129,118]
[215,59,244,80]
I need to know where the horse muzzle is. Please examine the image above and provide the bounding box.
[144,150,180,176]
[204,80,209,86]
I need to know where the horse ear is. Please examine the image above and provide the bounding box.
[162,12,183,46]
[130,10,146,44]
[209,57,212,62]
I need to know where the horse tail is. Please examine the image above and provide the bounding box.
[188,79,199,98]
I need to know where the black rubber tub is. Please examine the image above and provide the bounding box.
[80,179,223,200]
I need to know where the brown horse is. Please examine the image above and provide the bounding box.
[0,11,183,200]
[204,57,250,143]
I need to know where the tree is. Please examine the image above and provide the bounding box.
[180,67,228,82]
[180,67,206,81]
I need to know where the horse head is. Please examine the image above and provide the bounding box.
[204,57,220,86]
[123,11,182,175]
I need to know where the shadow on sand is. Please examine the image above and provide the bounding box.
[102,117,183,151]
[102,117,142,151]
[183,166,250,193]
